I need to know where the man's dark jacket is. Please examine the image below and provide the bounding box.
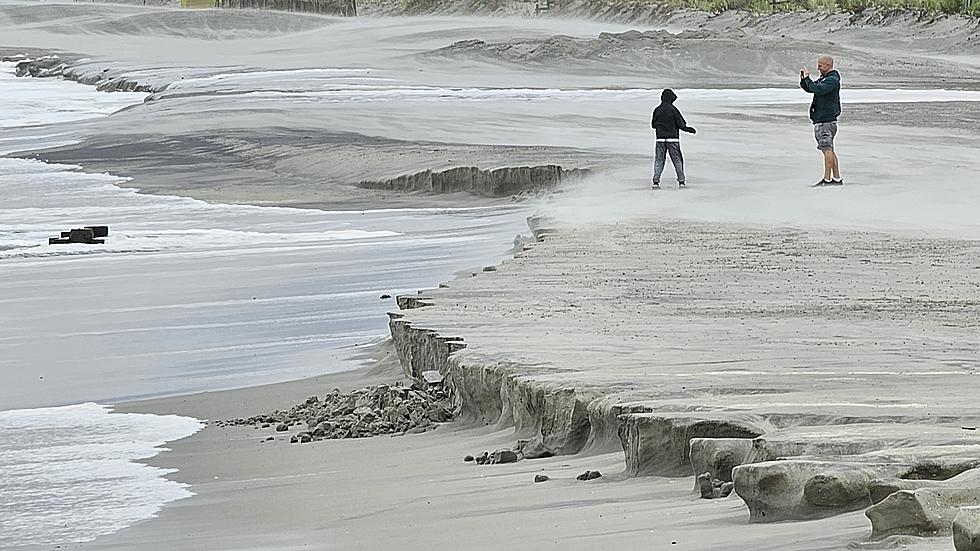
[800,69,841,124]
[651,91,695,139]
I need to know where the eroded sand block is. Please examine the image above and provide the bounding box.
[689,438,754,483]
[867,488,980,539]
[359,165,587,198]
[954,506,980,551]
[619,413,773,477]
[734,460,908,522]
[395,295,435,310]
[748,424,980,464]
[526,214,559,241]
[505,379,596,455]
[517,436,555,459]
[869,479,930,505]
[867,453,980,504]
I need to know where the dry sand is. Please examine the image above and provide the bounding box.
[3,1,980,549]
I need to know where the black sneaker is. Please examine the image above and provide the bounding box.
[813,180,831,187]
[828,179,844,186]
[678,181,687,188]
[651,182,661,190]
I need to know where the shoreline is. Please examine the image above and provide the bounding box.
[66,341,873,551]
[79,214,980,550]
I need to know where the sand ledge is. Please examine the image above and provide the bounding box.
[385,216,980,542]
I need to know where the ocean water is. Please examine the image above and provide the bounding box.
[0,62,530,546]
[0,403,203,548]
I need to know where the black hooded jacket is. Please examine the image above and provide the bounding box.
[651,89,696,139]
[800,69,841,124]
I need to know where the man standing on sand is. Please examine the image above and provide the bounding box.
[801,55,843,187]
[651,88,696,190]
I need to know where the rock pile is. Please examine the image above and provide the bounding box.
[13,56,66,78]
[463,436,557,466]
[697,472,734,499]
[9,55,156,92]
[214,381,452,443]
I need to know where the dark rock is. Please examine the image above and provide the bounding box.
[490,450,519,464]
[534,475,550,483]
[311,422,334,438]
[84,225,109,238]
[587,470,602,480]
[520,437,555,460]
[380,294,391,299]
[49,227,104,245]
[425,404,451,422]
[576,471,592,481]
[275,423,289,432]
[464,455,475,462]
[698,472,735,499]
[697,472,716,499]
[354,407,377,424]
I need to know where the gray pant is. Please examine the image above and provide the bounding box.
[814,121,838,150]
[652,141,685,184]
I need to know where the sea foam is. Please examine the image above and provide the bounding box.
[0,403,202,547]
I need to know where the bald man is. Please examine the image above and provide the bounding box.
[801,56,843,187]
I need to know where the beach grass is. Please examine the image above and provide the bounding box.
[181,0,218,8]
[680,0,978,16]
[379,0,979,18]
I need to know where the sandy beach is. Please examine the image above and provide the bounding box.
[2,0,980,549]
[90,363,874,551]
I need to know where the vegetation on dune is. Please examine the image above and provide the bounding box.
[680,0,978,17]
[185,0,980,18]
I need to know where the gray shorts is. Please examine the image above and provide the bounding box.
[814,121,838,150]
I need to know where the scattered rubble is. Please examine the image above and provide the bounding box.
[490,450,519,464]
[464,436,558,467]
[697,472,734,499]
[213,380,452,441]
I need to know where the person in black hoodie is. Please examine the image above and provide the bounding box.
[800,55,843,187]
[650,88,696,189]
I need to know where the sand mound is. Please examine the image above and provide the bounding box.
[0,3,334,40]
[425,28,980,86]
[93,9,336,38]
